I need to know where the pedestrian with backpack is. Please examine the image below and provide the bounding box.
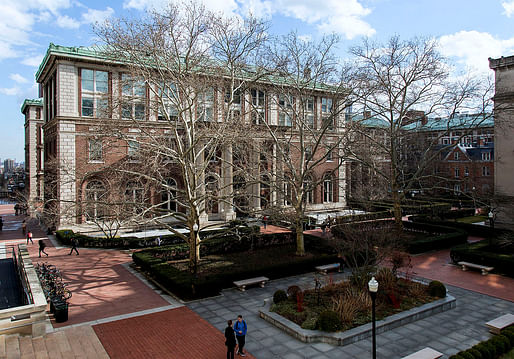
[38,239,48,257]
[234,315,248,357]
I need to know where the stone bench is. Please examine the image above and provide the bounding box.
[457,261,494,275]
[315,263,341,275]
[485,313,514,334]
[233,276,269,291]
[401,347,443,359]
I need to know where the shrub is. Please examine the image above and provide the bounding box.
[467,348,482,359]
[449,355,464,359]
[316,310,342,332]
[428,281,446,298]
[502,328,514,346]
[450,241,514,277]
[484,341,496,358]
[300,315,317,330]
[273,290,288,304]
[287,285,302,301]
[459,352,474,359]
[473,343,491,359]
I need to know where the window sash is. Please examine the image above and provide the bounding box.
[89,140,102,161]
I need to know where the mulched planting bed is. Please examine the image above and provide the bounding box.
[271,268,441,332]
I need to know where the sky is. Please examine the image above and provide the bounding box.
[1,0,513,163]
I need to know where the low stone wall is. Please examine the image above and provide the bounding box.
[0,245,48,337]
[259,294,456,346]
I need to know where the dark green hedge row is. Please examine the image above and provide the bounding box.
[450,325,514,359]
[148,251,339,300]
[450,241,514,277]
[55,224,260,249]
[336,210,393,224]
[403,221,468,254]
[348,199,451,215]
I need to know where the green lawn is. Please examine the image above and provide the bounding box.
[455,215,487,224]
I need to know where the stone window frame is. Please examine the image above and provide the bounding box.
[79,68,110,118]
[120,73,147,121]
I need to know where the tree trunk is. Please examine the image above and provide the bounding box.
[295,217,305,256]
[189,229,200,275]
[391,188,403,233]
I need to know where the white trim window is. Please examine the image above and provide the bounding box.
[278,94,293,127]
[121,74,146,121]
[482,166,490,176]
[158,82,179,121]
[81,69,108,118]
[127,139,140,158]
[197,87,214,122]
[251,89,265,124]
[323,173,334,203]
[88,139,103,162]
[482,152,491,161]
[305,97,314,128]
[85,180,107,221]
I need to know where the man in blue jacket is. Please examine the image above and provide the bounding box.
[233,315,247,357]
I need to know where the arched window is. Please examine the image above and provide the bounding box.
[125,180,144,213]
[161,178,177,212]
[205,174,219,214]
[323,173,334,203]
[85,180,107,221]
[260,174,270,209]
[304,176,314,204]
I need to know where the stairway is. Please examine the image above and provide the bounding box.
[0,325,109,359]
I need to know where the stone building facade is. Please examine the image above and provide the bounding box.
[21,99,44,205]
[489,55,514,228]
[36,44,347,229]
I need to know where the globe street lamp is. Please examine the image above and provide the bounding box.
[368,277,379,359]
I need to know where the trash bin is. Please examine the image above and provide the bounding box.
[53,301,68,323]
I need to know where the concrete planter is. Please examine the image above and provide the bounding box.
[259,294,456,346]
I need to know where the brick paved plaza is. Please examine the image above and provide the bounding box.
[1,204,513,359]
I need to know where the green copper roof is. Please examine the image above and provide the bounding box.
[21,98,43,114]
[403,113,494,131]
[35,43,340,93]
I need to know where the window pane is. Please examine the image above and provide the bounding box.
[96,71,108,93]
[122,104,132,119]
[97,98,108,117]
[122,74,132,96]
[89,140,102,161]
[128,140,139,156]
[82,98,94,117]
[134,81,146,97]
[82,69,94,92]
[135,104,145,120]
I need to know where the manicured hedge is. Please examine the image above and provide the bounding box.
[55,224,260,249]
[148,250,339,300]
[348,199,451,215]
[336,210,392,224]
[403,221,468,254]
[450,241,514,277]
[449,325,514,359]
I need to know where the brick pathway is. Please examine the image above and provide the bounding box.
[408,238,514,302]
[93,306,255,359]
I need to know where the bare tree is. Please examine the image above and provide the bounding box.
[249,32,352,256]
[92,1,270,273]
[348,36,493,230]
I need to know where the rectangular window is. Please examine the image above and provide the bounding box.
[197,88,214,121]
[306,97,314,111]
[279,94,293,109]
[322,116,333,130]
[251,89,265,106]
[128,140,140,157]
[121,74,146,120]
[454,184,461,193]
[89,139,102,161]
[326,150,333,161]
[279,113,292,127]
[482,152,491,161]
[465,167,469,176]
[482,166,490,176]
[321,97,332,113]
[454,167,460,178]
[454,152,459,160]
[225,88,241,104]
[81,69,109,117]
[36,107,41,119]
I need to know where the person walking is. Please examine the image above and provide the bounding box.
[38,239,48,257]
[21,220,26,235]
[69,238,79,255]
[0,216,3,231]
[225,320,237,359]
[262,215,267,229]
[234,315,247,357]
[26,230,33,244]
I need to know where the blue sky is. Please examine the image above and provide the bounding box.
[1,0,513,162]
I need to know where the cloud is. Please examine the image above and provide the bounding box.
[502,1,514,17]
[21,54,45,67]
[240,0,375,39]
[0,86,21,96]
[123,0,374,39]
[81,7,114,25]
[439,31,514,74]
[10,73,29,84]
[298,34,312,43]
[56,14,80,29]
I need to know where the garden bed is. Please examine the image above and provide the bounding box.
[450,241,514,277]
[260,273,455,346]
[136,242,338,300]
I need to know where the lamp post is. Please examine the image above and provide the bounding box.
[368,277,379,359]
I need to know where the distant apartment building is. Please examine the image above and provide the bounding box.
[3,159,15,173]
[36,44,347,228]
[489,55,514,228]
[22,99,44,203]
